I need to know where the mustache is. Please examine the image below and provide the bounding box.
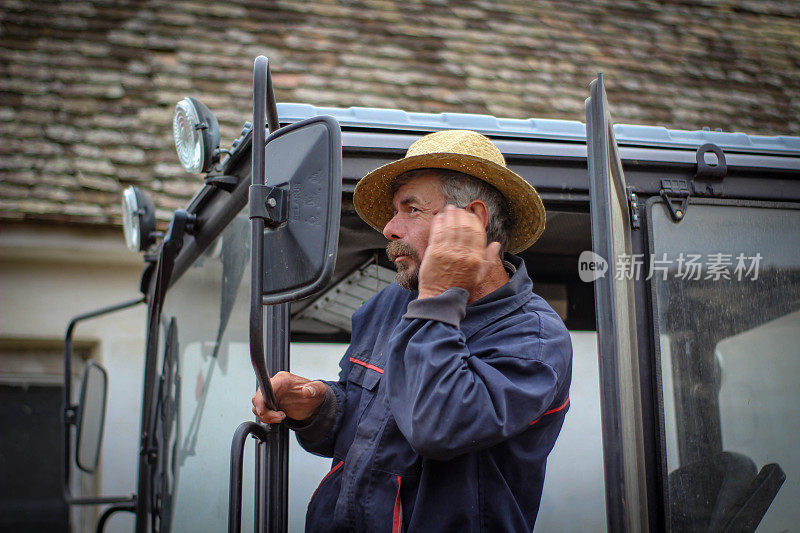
[386,241,418,262]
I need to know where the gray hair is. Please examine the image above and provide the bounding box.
[390,168,512,251]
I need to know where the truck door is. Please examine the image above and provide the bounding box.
[588,74,800,532]
[585,74,650,532]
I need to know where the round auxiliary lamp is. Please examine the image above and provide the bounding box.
[121,185,156,252]
[172,97,221,174]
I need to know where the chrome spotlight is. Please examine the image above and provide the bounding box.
[173,97,220,174]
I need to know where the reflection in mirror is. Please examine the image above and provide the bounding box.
[76,361,108,473]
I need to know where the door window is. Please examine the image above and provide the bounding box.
[649,200,800,531]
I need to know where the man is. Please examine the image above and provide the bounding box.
[252,130,572,531]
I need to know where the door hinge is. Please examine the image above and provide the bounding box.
[626,186,641,230]
[660,178,690,222]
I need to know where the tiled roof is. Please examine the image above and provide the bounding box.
[1,0,798,227]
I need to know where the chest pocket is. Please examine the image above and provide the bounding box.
[346,356,383,422]
[347,357,382,389]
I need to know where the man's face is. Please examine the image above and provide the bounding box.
[383,173,446,290]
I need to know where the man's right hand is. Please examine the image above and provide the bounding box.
[251,371,327,424]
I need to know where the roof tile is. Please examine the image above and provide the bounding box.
[1,0,798,227]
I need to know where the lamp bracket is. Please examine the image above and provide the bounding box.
[204,174,239,192]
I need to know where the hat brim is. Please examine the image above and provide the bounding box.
[353,152,546,253]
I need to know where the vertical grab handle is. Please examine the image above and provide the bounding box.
[249,55,281,412]
[229,421,270,533]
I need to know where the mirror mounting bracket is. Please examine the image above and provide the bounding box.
[64,404,78,425]
[249,184,288,227]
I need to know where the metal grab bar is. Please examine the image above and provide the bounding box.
[96,502,136,533]
[229,421,270,533]
[248,55,281,413]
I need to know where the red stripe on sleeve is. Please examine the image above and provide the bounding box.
[529,397,570,426]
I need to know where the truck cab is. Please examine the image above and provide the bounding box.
[63,73,800,532]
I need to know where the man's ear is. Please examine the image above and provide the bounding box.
[465,200,490,229]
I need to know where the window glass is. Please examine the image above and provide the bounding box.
[651,201,800,531]
[161,213,256,532]
[161,216,344,532]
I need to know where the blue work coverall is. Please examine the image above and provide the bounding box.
[290,255,573,532]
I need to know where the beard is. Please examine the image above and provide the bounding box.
[386,241,420,291]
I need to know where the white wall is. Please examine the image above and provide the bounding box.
[1,224,147,532]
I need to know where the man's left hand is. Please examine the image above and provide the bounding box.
[418,205,502,300]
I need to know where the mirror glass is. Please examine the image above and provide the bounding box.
[76,361,108,473]
[260,116,342,304]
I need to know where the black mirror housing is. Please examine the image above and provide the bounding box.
[257,116,342,304]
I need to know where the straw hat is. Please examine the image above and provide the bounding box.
[353,129,546,253]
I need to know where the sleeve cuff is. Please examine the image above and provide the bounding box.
[284,385,338,442]
[403,287,469,327]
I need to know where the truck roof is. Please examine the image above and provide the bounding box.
[277,103,800,156]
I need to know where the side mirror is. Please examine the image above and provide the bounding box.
[75,361,108,473]
[257,116,342,303]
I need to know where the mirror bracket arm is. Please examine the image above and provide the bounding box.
[61,297,145,510]
[249,184,288,227]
